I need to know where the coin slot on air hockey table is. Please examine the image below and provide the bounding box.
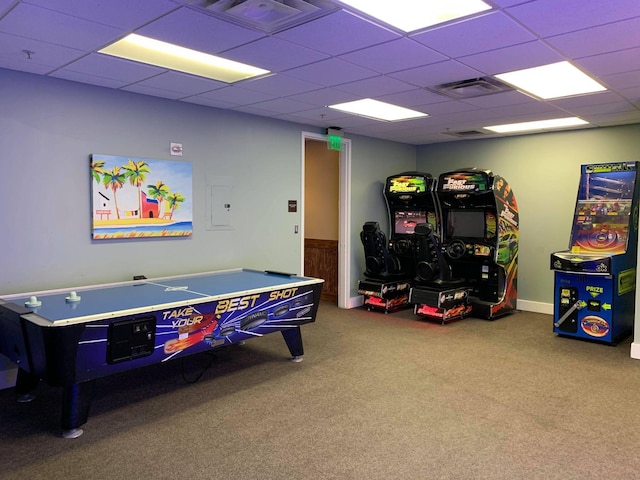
[107,316,156,364]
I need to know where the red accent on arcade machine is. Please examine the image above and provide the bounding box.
[550,161,640,344]
[358,172,438,313]
[410,169,519,323]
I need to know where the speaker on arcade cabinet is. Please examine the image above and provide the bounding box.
[434,168,519,320]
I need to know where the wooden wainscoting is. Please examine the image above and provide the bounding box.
[304,238,338,303]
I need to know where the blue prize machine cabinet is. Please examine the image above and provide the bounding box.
[550,161,640,344]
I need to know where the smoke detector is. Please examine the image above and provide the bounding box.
[430,77,513,99]
[200,0,339,33]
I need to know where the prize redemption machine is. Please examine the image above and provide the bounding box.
[550,162,640,344]
[410,169,519,322]
[358,172,438,313]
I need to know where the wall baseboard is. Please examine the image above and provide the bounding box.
[348,295,553,315]
[348,295,364,309]
[516,299,553,315]
[630,342,640,360]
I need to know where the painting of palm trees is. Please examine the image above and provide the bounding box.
[91,154,192,240]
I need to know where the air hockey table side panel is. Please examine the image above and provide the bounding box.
[1,273,324,386]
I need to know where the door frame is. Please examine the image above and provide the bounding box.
[301,132,352,309]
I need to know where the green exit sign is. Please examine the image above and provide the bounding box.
[327,134,342,151]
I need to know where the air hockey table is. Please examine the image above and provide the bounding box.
[0,268,324,438]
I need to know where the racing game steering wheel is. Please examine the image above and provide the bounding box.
[446,239,467,260]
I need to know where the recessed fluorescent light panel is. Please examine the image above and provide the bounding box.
[484,117,589,134]
[337,0,492,32]
[99,34,270,83]
[495,62,606,99]
[328,99,428,121]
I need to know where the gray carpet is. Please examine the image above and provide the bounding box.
[2,303,640,480]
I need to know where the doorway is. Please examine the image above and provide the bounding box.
[301,132,351,308]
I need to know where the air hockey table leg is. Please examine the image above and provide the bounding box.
[281,327,304,362]
[15,368,39,403]
[61,381,95,439]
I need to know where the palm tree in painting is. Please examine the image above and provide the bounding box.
[122,159,150,219]
[147,180,170,219]
[91,159,105,184]
[165,192,185,220]
[102,166,126,219]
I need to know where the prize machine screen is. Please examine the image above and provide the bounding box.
[437,170,519,317]
[384,173,438,274]
[570,168,637,255]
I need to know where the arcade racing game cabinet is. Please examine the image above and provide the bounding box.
[410,169,519,323]
[358,172,438,313]
[551,161,640,344]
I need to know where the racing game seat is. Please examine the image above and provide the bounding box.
[414,223,465,286]
[360,222,402,279]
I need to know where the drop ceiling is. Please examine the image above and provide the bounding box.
[0,0,639,145]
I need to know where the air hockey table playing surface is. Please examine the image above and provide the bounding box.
[0,268,324,438]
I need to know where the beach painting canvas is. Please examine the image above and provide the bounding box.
[90,154,193,240]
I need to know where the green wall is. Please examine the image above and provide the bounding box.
[416,124,640,306]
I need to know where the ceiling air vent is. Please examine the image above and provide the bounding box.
[442,129,488,138]
[199,0,339,33]
[430,77,513,99]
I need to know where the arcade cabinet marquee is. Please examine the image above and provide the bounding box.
[551,161,640,344]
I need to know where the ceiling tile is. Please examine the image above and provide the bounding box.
[0,3,122,50]
[22,0,180,30]
[338,38,446,74]
[0,60,53,75]
[59,53,164,83]
[379,88,449,108]
[334,75,416,97]
[188,86,277,106]
[389,60,484,89]
[458,41,564,75]
[460,91,539,109]
[284,57,377,87]
[546,17,640,58]
[49,69,130,89]
[282,106,351,124]
[286,88,359,107]
[600,70,640,90]
[418,101,482,116]
[136,7,265,54]
[576,47,640,77]
[222,36,329,72]
[506,0,640,37]
[548,91,628,110]
[248,97,316,115]
[0,0,15,13]
[121,83,187,100]
[180,95,237,110]
[275,10,400,56]
[411,12,535,58]
[557,100,638,117]
[0,31,85,69]
[129,71,226,96]
[490,0,532,7]
[584,111,640,126]
[240,74,322,96]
